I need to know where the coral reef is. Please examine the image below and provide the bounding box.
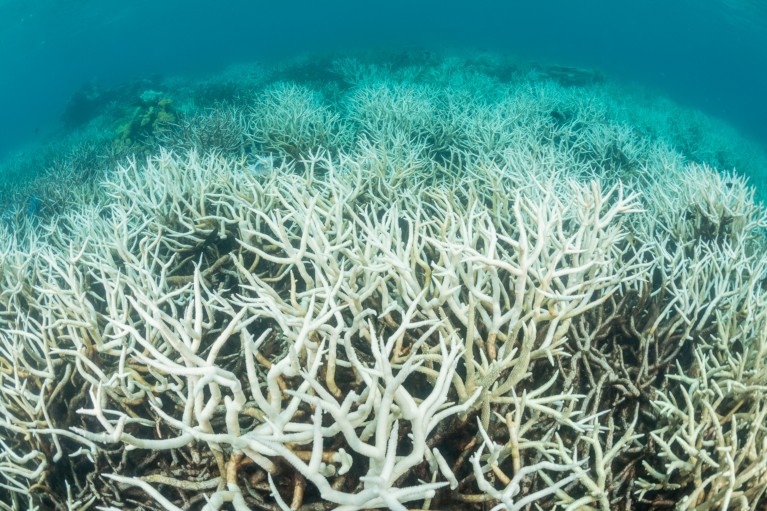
[115,91,177,148]
[1,53,767,511]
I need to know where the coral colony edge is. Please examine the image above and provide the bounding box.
[1,52,766,511]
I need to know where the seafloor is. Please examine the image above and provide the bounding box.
[0,51,766,511]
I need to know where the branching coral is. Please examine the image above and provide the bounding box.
[1,55,766,511]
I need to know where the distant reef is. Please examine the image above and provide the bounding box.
[1,50,766,511]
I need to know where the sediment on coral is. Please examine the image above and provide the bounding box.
[1,53,767,511]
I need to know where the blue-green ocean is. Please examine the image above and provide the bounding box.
[1,0,766,163]
[2,2,767,511]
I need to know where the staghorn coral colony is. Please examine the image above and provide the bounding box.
[1,53,767,510]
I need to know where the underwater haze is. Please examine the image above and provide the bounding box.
[5,1,767,511]
[1,0,767,162]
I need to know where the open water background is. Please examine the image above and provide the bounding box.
[1,0,766,165]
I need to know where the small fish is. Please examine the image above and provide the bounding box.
[246,155,274,176]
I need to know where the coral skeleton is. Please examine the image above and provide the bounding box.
[1,55,767,510]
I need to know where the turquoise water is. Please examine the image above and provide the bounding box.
[1,0,766,162]
[2,3,767,511]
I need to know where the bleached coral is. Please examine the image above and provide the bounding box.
[1,55,766,511]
